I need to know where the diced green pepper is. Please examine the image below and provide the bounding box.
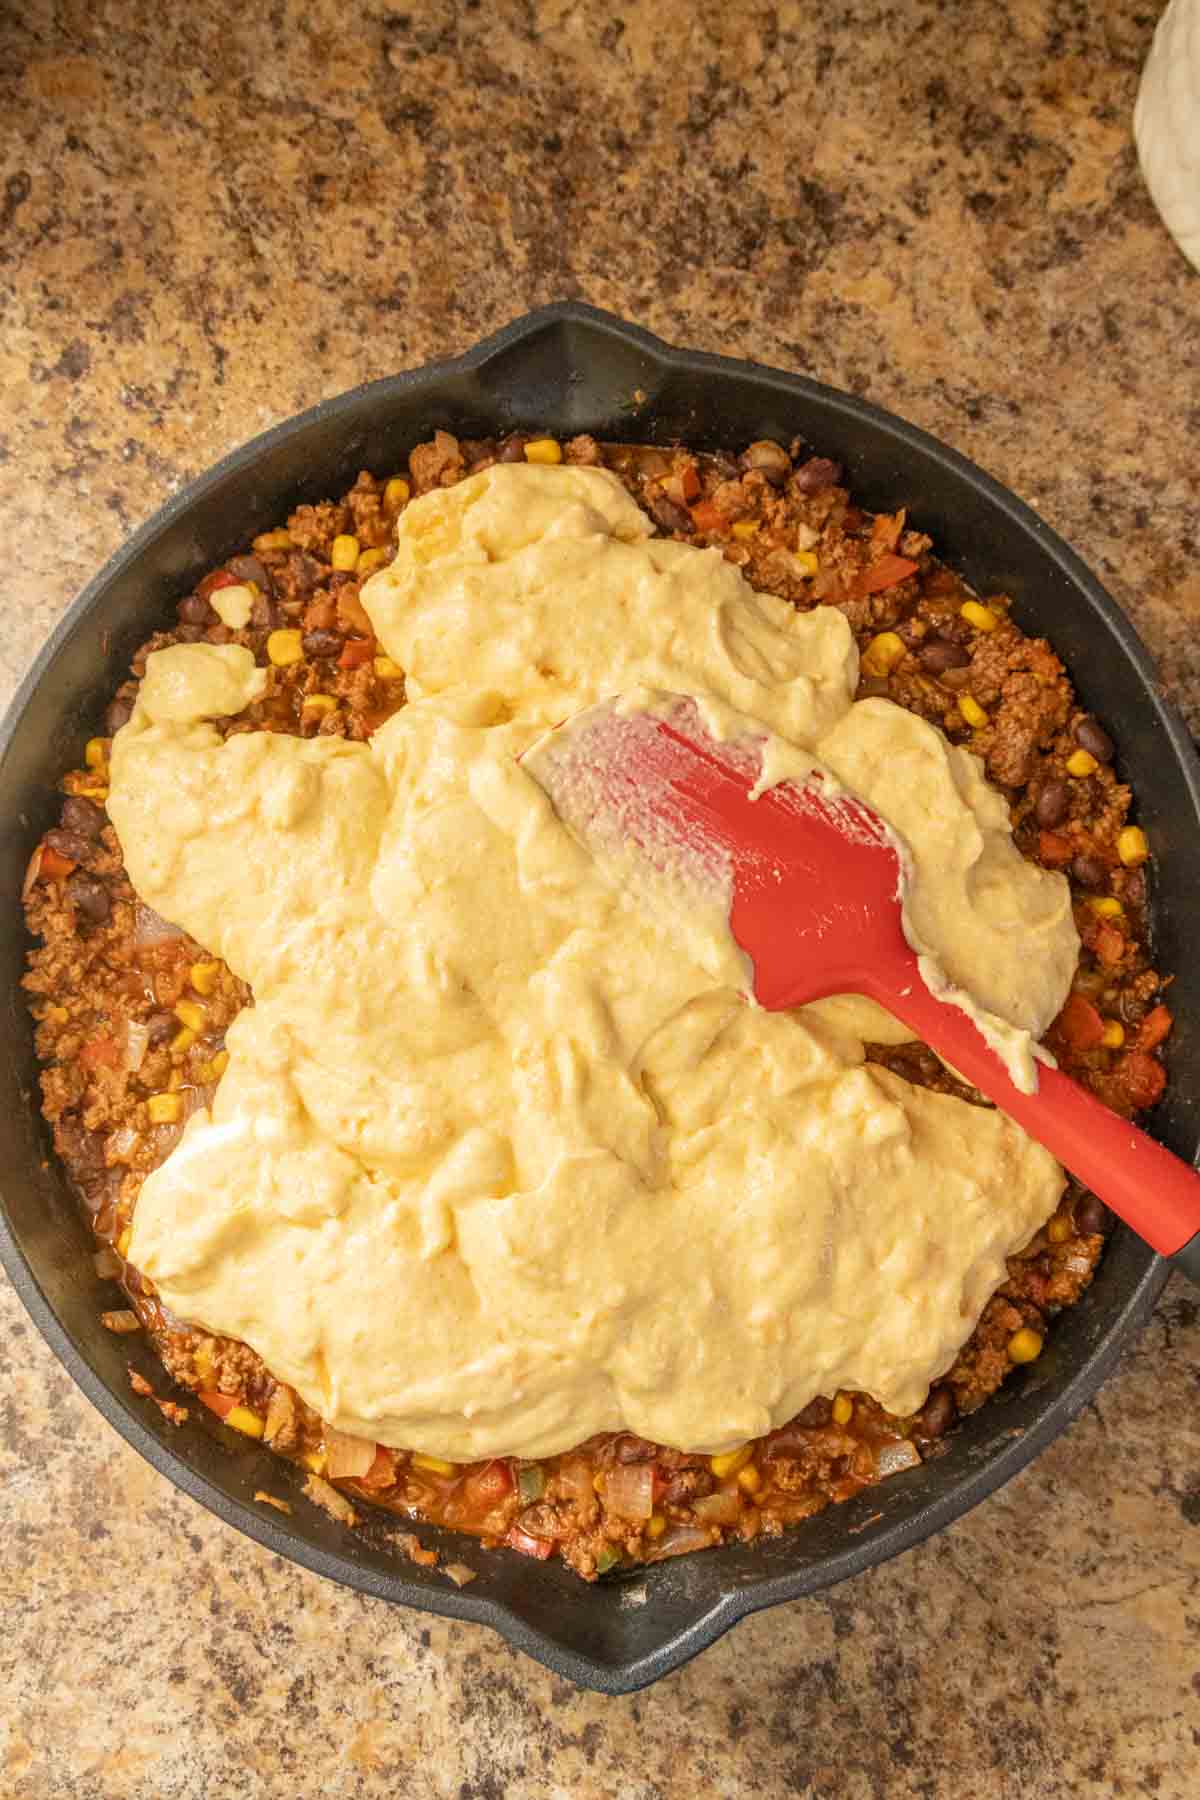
[595,1545,622,1576]
[517,1463,546,1504]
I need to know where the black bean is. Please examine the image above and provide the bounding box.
[250,591,280,630]
[177,593,214,625]
[104,696,134,736]
[1074,717,1114,763]
[1071,855,1107,890]
[497,436,527,463]
[1074,1193,1110,1236]
[302,629,343,659]
[56,1117,105,1173]
[66,874,110,923]
[147,1011,177,1047]
[45,828,93,863]
[1035,780,1069,828]
[646,489,693,535]
[916,1386,958,1439]
[61,796,105,840]
[740,439,792,486]
[918,635,970,674]
[226,554,272,592]
[791,456,843,494]
[285,552,326,597]
[795,1395,833,1429]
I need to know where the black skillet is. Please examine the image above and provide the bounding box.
[0,303,1194,1693]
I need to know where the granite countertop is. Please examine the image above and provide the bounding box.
[2,2,1198,1794]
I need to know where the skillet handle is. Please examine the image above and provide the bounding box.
[871,966,1200,1273]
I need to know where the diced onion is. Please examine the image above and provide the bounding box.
[556,1457,593,1504]
[875,1440,923,1478]
[107,1123,141,1163]
[123,1019,150,1073]
[443,1562,477,1587]
[324,1427,376,1479]
[649,1524,711,1561]
[692,1489,741,1525]
[604,1461,654,1521]
[133,903,184,949]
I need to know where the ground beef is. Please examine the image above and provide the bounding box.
[22,433,1171,1580]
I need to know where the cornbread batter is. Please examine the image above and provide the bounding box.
[109,466,1076,1459]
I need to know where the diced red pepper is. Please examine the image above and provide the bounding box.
[80,1033,121,1072]
[1137,1004,1173,1052]
[1056,994,1105,1050]
[197,568,242,601]
[338,637,374,669]
[855,554,919,597]
[39,846,76,880]
[870,509,905,553]
[197,1389,237,1420]
[690,499,728,534]
[360,1446,398,1491]
[679,462,701,503]
[1038,831,1074,868]
[1092,922,1126,969]
[505,1524,553,1560]
[1116,1050,1166,1111]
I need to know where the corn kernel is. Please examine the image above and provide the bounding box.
[1007,1327,1043,1364]
[77,786,109,803]
[210,1049,230,1080]
[174,999,206,1033]
[710,1444,753,1479]
[147,1093,182,1124]
[373,656,403,680]
[593,1471,606,1494]
[252,528,293,553]
[731,519,760,541]
[267,629,304,668]
[355,547,389,579]
[1087,896,1125,919]
[117,1226,132,1257]
[960,601,999,632]
[1067,749,1098,778]
[523,437,562,465]
[44,1005,69,1024]
[737,1464,762,1494]
[861,631,907,678]
[1046,1215,1072,1244]
[791,549,819,576]
[85,738,108,770]
[1101,1021,1126,1049]
[646,1512,667,1539]
[411,1453,457,1476]
[302,1449,327,1475]
[384,477,411,510]
[958,696,988,729]
[190,960,220,997]
[301,693,338,718]
[330,535,360,571]
[171,1026,197,1055]
[831,1393,854,1426]
[226,1406,265,1439]
[1118,827,1148,867]
[167,1068,183,1091]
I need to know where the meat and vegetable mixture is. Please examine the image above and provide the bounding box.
[22,429,1172,1581]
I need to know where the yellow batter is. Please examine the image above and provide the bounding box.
[110,465,1076,1459]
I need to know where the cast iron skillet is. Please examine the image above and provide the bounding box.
[0,303,1194,1694]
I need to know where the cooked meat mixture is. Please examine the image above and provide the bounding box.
[22,431,1171,1580]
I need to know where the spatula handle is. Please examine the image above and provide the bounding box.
[872,968,1200,1269]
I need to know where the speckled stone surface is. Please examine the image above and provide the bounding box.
[1,0,1198,1793]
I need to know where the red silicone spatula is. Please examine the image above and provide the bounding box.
[523,696,1200,1283]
